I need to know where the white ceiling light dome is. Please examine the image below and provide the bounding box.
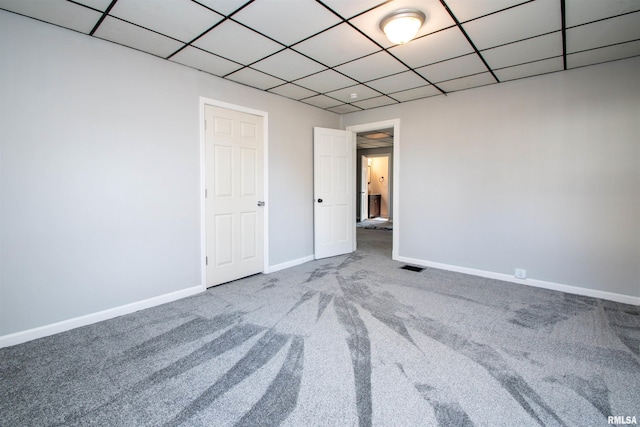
[379,9,426,45]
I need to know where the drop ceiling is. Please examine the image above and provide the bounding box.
[357,128,394,149]
[2,0,639,113]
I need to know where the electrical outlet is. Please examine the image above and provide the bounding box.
[515,268,527,279]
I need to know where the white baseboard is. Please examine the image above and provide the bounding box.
[266,255,315,273]
[396,256,640,306]
[0,285,205,349]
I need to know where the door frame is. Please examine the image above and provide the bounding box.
[347,119,400,260]
[199,97,269,289]
[360,155,369,221]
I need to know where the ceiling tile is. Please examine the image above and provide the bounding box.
[226,67,285,90]
[567,39,640,69]
[446,0,526,23]
[71,0,113,12]
[302,95,342,109]
[320,0,386,19]
[349,0,456,48]
[363,140,393,148]
[169,46,242,76]
[462,0,561,50]
[416,53,487,83]
[0,0,102,34]
[293,23,380,67]
[252,49,325,82]
[437,72,496,92]
[359,143,376,148]
[194,0,251,17]
[294,69,357,93]
[109,0,223,43]
[325,85,381,103]
[268,83,318,100]
[352,96,397,109]
[566,0,640,27]
[482,32,563,69]
[193,20,283,65]
[494,57,563,81]
[94,17,184,57]
[359,129,392,137]
[389,85,442,102]
[390,27,473,68]
[334,51,408,83]
[371,137,393,144]
[328,104,363,114]
[232,0,341,46]
[566,13,640,54]
[367,71,427,93]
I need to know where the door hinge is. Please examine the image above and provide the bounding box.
[204,120,207,130]
[206,256,208,266]
[205,189,208,198]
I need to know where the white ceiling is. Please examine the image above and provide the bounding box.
[2,0,639,112]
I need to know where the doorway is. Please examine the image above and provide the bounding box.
[347,120,399,260]
[357,131,393,228]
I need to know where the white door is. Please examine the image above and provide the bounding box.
[314,127,355,259]
[205,105,264,287]
[360,155,369,221]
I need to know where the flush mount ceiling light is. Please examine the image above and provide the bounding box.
[379,9,426,45]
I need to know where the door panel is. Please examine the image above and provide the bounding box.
[334,204,348,240]
[214,214,233,266]
[318,205,332,245]
[214,146,232,197]
[206,105,264,287]
[241,212,257,260]
[314,127,355,259]
[240,148,257,196]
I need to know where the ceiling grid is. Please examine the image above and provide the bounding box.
[1,0,638,112]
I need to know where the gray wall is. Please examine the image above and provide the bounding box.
[343,57,640,298]
[0,11,339,336]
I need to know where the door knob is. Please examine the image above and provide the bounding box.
[257,201,265,207]
[317,199,323,203]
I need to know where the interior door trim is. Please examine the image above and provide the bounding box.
[199,97,269,290]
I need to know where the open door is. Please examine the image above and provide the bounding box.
[314,127,355,259]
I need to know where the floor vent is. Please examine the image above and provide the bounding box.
[401,265,425,272]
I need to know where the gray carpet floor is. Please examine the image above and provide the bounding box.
[1,229,639,426]
[356,219,393,230]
